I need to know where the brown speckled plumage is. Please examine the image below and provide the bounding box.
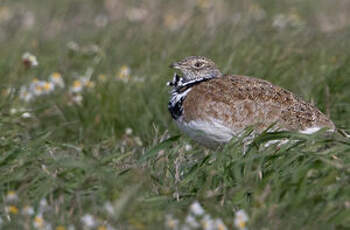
[182,75,335,133]
[168,56,335,147]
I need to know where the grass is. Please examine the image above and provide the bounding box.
[0,0,350,229]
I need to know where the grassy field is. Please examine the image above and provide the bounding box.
[0,0,350,229]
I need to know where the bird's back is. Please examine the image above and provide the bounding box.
[182,75,335,134]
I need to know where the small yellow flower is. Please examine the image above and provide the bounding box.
[238,221,246,228]
[51,72,61,79]
[56,226,66,230]
[5,190,18,202]
[50,72,65,88]
[234,210,249,230]
[118,65,131,80]
[197,0,212,9]
[98,74,107,82]
[218,223,227,230]
[33,85,43,95]
[42,81,54,93]
[98,226,107,230]
[30,80,48,96]
[165,215,179,229]
[73,80,81,88]
[7,205,19,214]
[214,218,227,230]
[201,214,215,230]
[85,80,95,89]
[70,80,83,93]
[34,215,44,228]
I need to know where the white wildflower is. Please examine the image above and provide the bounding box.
[165,215,179,230]
[288,11,305,28]
[30,80,45,96]
[248,3,266,21]
[22,205,34,216]
[134,136,143,146]
[22,112,32,118]
[106,224,116,230]
[39,198,49,213]
[49,72,65,88]
[70,80,83,93]
[117,65,131,80]
[185,215,200,228]
[214,218,227,230]
[44,223,52,230]
[22,52,38,67]
[95,14,108,27]
[234,209,249,230]
[126,8,148,22]
[10,108,17,114]
[72,94,83,104]
[33,214,45,229]
[190,201,205,216]
[67,41,79,51]
[41,81,55,94]
[125,128,133,135]
[201,214,215,230]
[19,86,34,102]
[5,191,18,202]
[272,14,289,29]
[184,144,192,151]
[104,202,115,215]
[81,214,96,228]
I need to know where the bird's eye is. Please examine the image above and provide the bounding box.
[194,62,204,68]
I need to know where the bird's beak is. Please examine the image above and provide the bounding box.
[169,62,180,69]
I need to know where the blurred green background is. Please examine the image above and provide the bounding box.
[0,0,349,229]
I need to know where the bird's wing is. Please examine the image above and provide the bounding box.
[182,75,334,132]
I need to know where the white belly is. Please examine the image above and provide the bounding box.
[175,118,235,148]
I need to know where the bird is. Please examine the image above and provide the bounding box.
[167,56,335,148]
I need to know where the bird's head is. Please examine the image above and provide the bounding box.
[169,56,222,86]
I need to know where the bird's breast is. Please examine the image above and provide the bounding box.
[175,117,235,148]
